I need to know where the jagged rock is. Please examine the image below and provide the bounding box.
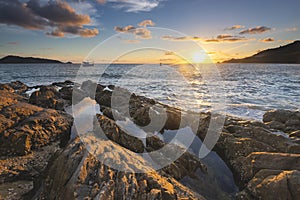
[290,130,300,138]
[96,114,145,153]
[0,81,28,94]
[29,86,65,110]
[33,137,205,200]
[0,85,73,199]
[0,88,73,156]
[237,170,300,200]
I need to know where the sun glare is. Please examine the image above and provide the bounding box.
[192,52,205,63]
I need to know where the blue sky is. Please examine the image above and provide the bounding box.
[0,0,299,63]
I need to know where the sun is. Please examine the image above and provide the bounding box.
[192,52,205,63]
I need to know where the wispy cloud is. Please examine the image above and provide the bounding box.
[161,33,252,43]
[7,41,20,45]
[239,26,271,34]
[260,37,275,42]
[0,0,99,38]
[160,35,201,41]
[204,35,249,43]
[123,39,141,44]
[285,27,298,32]
[224,25,245,30]
[97,0,161,12]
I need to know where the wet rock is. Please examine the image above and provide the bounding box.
[263,110,298,123]
[290,130,300,138]
[97,114,144,153]
[52,80,74,87]
[29,86,65,110]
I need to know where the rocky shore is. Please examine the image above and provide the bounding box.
[0,80,299,200]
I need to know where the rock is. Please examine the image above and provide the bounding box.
[263,110,299,123]
[29,86,65,110]
[52,80,74,87]
[237,170,300,200]
[290,130,300,138]
[34,137,204,200]
[59,86,73,100]
[0,81,28,94]
[96,114,145,153]
[237,152,300,184]
[0,89,73,156]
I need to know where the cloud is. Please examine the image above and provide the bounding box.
[205,35,248,43]
[114,25,136,33]
[224,25,245,30]
[260,37,274,42]
[7,41,19,45]
[0,0,99,38]
[285,27,298,32]
[138,19,155,27]
[239,26,271,34]
[123,39,140,44]
[0,0,47,30]
[165,51,175,55]
[114,20,154,39]
[96,0,106,4]
[48,26,99,38]
[27,0,90,26]
[99,0,161,12]
[160,35,201,41]
[161,34,250,43]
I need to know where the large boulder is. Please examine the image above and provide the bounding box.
[33,137,205,200]
[263,110,300,133]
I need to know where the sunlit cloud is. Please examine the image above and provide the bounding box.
[239,26,271,34]
[0,0,99,38]
[164,51,175,55]
[123,39,141,44]
[160,35,201,41]
[114,20,154,39]
[260,37,275,42]
[204,35,249,43]
[97,0,161,12]
[224,25,245,30]
[138,19,155,27]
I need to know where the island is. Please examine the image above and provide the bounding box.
[0,55,71,64]
[223,40,300,64]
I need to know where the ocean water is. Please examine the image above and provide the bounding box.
[0,63,299,121]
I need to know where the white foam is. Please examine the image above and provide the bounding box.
[25,88,40,97]
[103,86,113,92]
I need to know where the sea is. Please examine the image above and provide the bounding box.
[0,63,299,121]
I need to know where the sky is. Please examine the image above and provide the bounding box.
[0,0,299,63]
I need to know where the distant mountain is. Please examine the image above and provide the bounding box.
[0,55,66,64]
[223,40,300,64]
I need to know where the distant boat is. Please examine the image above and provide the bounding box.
[82,60,94,67]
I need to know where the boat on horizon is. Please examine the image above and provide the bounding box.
[82,60,94,67]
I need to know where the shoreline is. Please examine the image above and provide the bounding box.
[0,80,300,199]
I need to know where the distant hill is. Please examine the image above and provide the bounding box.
[0,55,66,64]
[223,40,300,64]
